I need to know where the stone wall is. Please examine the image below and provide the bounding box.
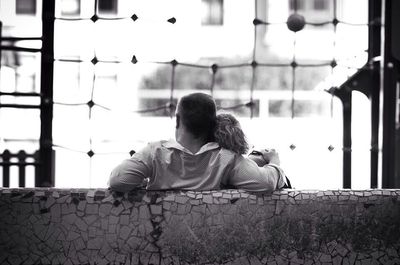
[1,188,400,265]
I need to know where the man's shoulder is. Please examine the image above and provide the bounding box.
[149,140,168,146]
[142,140,179,152]
[143,140,240,158]
[139,140,168,152]
[134,141,166,155]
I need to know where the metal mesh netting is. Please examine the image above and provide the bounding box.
[1,0,372,188]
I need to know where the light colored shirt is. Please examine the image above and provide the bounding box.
[109,139,286,192]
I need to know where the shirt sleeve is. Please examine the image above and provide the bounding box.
[108,144,152,192]
[228,155,286,192]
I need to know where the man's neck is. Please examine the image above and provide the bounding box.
[176,133,207,154]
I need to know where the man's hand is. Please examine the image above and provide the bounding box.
[248,148,281,167]
[261,148,280,166]
[248,150,268,166]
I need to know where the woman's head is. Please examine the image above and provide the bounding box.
[214,113,249,155]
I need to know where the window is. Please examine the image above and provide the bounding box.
[16,0,36,15]
[314,0,328,10]
[289,0,305,11]
[201,0,223,26]
[288,0,331,22]
[61,0,81,16]
[138,98,177,117]
[216,99,260,117]
[256,0,268,41]
[268,99,329,117]
[98,0,118,15]
[289,0,329,12]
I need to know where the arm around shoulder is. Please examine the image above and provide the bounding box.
[229,156,286,192]
[261,163,287,190]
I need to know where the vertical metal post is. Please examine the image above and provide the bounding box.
[0,20,2,67]
[381,0,399,188]
[1,21,2,95]
[17,151,26,187]
[34,150,40,185]
[368,0,381,188]
[0,21,3,109]
[2,150,11,187]
[329,86,352,188]
[342,91,352,189]
[37,0,55,187]
[393,0,400,189]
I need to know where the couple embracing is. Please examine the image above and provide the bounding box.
[109,93,288,192]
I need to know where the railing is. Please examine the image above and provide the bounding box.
[0,149,40,187]
[0,0,55,187]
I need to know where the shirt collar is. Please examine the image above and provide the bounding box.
[162,139,220,155]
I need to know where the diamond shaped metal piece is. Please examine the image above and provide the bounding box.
[171,59,178,66]
[245,101,255,108]
[131,14,138,21]
[87,150,94,157]
[90,15,98,22]
[131,55,138,64]
[253,18,263,25]
[167,102,176,110]
[87,100,95,108]
[328,145,335,152]
[129,150,136,156]
[211,64,218,73]
[91,57,98,65]
[330,60,337,68]
[167,17,176,24]
[290,144,296,150]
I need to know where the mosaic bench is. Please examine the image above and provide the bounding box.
[1,188,400,265]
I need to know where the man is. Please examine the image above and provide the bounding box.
[109,93,286,192]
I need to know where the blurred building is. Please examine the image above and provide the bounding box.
[1,0,368,116]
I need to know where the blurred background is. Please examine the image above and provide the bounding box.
[1,0,398,189]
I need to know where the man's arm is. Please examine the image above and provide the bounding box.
[109,145,152,192]
[228,154,286,192]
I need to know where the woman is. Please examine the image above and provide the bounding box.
[214,113,291,188]
[214,113,249,155]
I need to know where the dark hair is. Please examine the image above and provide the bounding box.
[177,93,217,140]
[214,113,249,155]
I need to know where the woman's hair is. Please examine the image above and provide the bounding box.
[214,113,249,155]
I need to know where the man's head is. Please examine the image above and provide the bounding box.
[176,93,217,141]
